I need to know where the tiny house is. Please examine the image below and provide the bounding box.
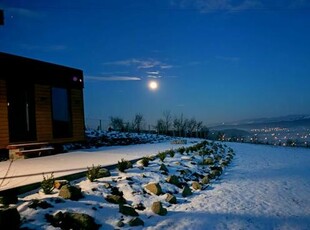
[0,52,85,157]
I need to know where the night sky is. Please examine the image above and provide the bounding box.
[1,0,310,127]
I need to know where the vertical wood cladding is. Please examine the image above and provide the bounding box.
[35,85,53,141]
[70,89,85,141]
[0,80,9,148]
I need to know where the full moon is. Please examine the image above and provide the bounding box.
[148,81,158,90]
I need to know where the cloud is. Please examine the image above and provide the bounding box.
[104,58,173,69]
[146,70,163,79]
[85,76,141,81]
[147,71,160,75]
[147,75,162,79]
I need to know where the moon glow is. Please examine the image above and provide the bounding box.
[148,81,158,90]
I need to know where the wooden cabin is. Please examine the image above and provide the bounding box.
[0,52,85,158]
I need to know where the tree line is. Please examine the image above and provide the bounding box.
[107,110,209,138]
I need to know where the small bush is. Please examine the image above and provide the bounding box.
[141,157,150,167]
[178,147,185,155]
[41,172,55,194]
[167,149,175,158]
[86,164,101,182]
[117,158,132,172]
[157,151,167,162]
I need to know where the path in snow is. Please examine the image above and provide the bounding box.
[0,140,198,191]
[147,142,310,230]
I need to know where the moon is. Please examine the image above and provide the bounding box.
[148,80,158,90]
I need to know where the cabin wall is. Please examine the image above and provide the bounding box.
[71,89,85,141]
[1,52,85,149]
[0,80,9,149]
[35,86,85,144]
[35,84,53,142]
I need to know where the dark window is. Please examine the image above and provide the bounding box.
[52,87,72,138]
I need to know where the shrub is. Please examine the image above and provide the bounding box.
[86,164,101,182]
[141,157,150,167]
[167,149,175,158]
[117,159,132,172]
[178,147,185,154]
[41,172,55,194]
[157,151,167,162]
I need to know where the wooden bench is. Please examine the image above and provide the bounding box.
[7,142,54,160]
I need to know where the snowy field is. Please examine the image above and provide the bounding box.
[163,142,310,230]
[2,140,310,229]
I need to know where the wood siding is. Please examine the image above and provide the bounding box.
[0,80,9,149]
[71,89,85,141]
[35,85,53,142]
[35,86,85,144]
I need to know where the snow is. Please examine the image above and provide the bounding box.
[1,137,310,230]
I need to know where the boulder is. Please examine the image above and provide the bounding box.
[59,185,83,201]
[54,180,69,189]
[105,194,127,204]
[119,204,139,216]
[165,193,177,204]
[145,182,162,195]
[46,211,100,230]
[166,175,180,187]
[128,217,144,226]
[151,201,167,216]
[0,206,20,230]
[192,181,202,190]
[182,185,192,197]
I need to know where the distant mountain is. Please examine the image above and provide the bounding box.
[209,114,310,131]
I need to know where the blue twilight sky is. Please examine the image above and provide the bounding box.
[1,0,310,127]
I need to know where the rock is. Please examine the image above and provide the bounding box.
[119,204,139,216]
[151,201,167,216]
[46,211,100,230]
[145,182,162,195]
[0,190,18,205]
[165,193,177,204]
[97,168,111,177]
[54,180,69,189]
[203,158,214,165]
[166,175,180,187]
[192,181,202,190]
[59,185,83,201]
[0,206,20,230]
[201,176,210,184]
[134,202,146,211]
[116,220,125,227]
[182,185,192,197]
[128,217,144,226]
[111,186,123,196]
[28,199,53,209]
[105,194,127,204]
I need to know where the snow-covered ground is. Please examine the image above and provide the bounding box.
[162,143,310,230]
[2,140,310,229]
[0,137,196,191]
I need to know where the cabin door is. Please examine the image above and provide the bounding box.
[7,81,37,142]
